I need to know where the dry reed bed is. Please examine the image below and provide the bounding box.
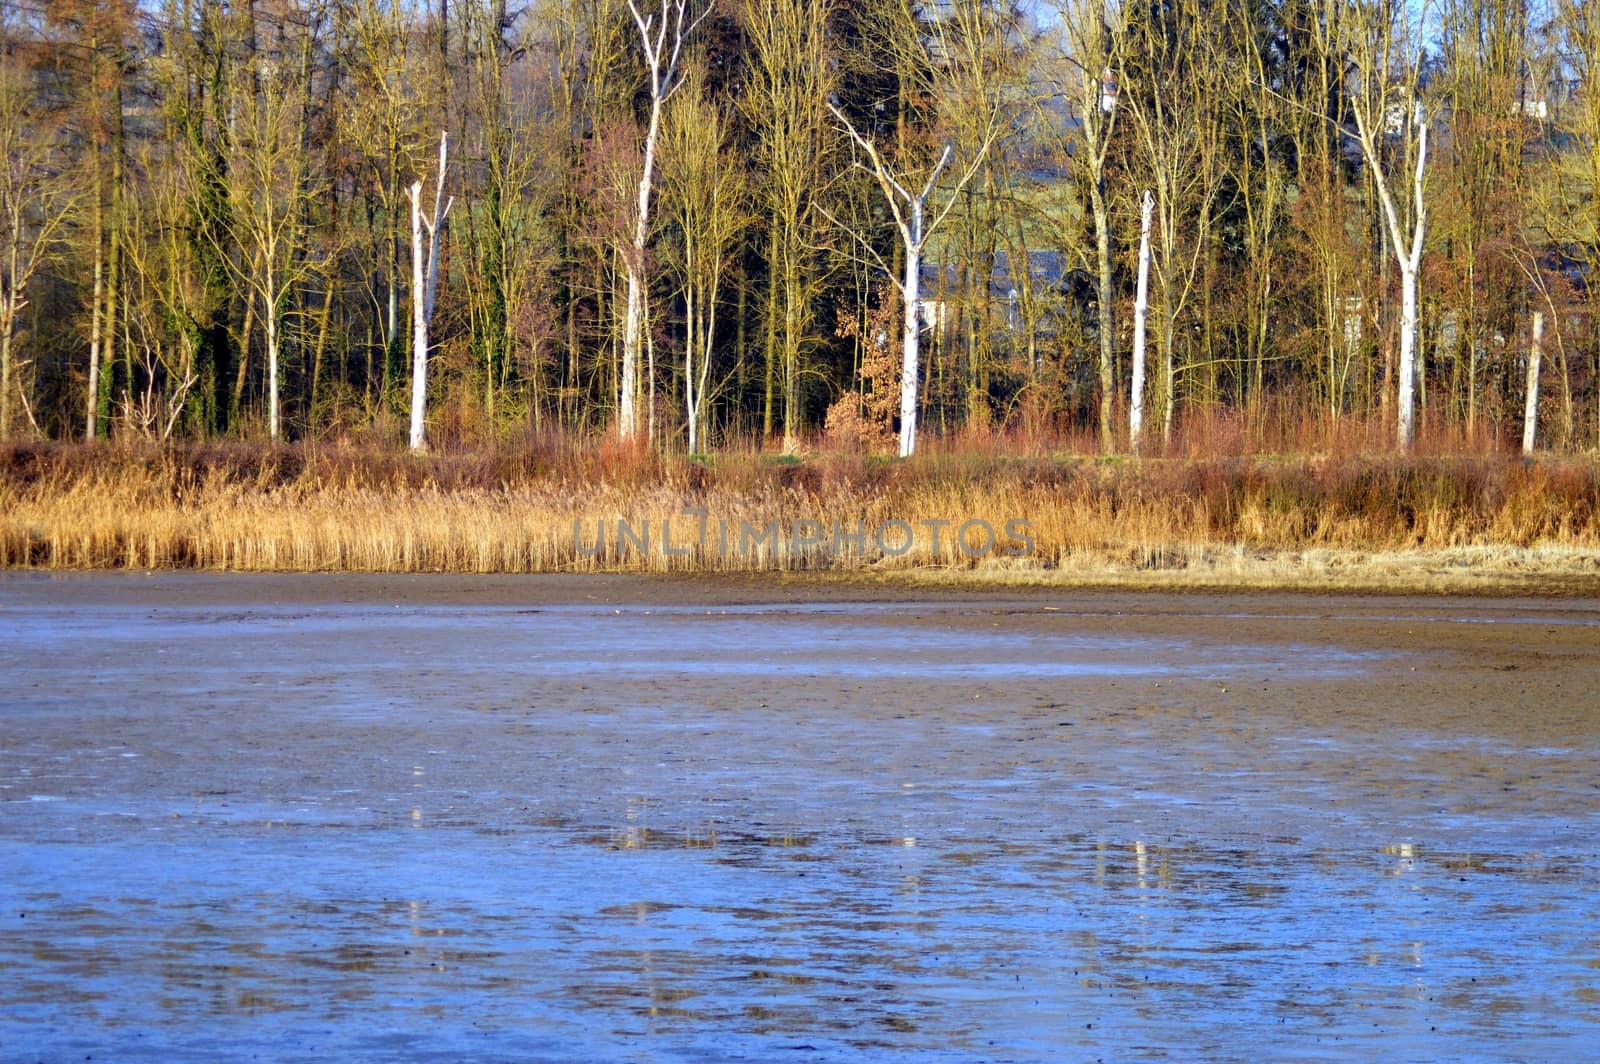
[2,442,1599,584]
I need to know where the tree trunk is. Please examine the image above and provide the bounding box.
[620,0,705,442]
[265,281,281,441]
[763,225,777,439]
[101,93,124,438]
[1397,265,1418,450]
[408,134,451,452]
[1130,189,1153,451]
[782,260,800,452]
[410,181,429,450]
[685,272,699,454]
[1090,176,1115,452]
[1354,108,1427,451]
[1161,282,1177,445]
[1523,310,1543,456]
[644,287,656,445]
[0,309,12,441]
[735,252,747,435]
[234,294,255,426]
[86,173,104,441]
[899,207,922,458]
[310,266,334,417]
[620,260,643,438]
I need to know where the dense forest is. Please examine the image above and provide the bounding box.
[0,0,1594,455]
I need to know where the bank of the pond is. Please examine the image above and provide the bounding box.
[3,441,1599,592]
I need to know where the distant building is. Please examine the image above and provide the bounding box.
[914,250,1095,341]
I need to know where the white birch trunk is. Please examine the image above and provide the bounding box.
[683,243,719,455]
[425,136,447,322]
[1130,189,1153,452]
[1523,310,1544,456]
[409,181,427,451]
[1396,263,1418,448]
[830,104,958,459]
[645,293,656,444]
[697,295,715,451]
[685,271,699,455]
[899,212,922,459]
[86,214,103,441]
[1355,105,1428,452]
[266,280,281,441]
[620,112,654,440]
[408,133,452,453]
[622,0,710,442]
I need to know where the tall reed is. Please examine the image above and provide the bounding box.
[3,439,1598,585]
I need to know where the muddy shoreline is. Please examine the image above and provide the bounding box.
[7,567,1599,657]
[11,564,1600,608]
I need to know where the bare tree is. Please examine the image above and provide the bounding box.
[408,131,452,451]
[1051,0,1123,450]
[1542,0,1599,448]
[1343,0,1431,451]
[456,0,556,428]
[1432,0,1532,432]
[661,63,743,454]
[1116,0,1226,443]
[118,141,204,440]
[742,0,835,451]
[1223,0,1292,416]
[532,0,635,432]
[618,0,711,441]
[41,0,138,440]
[342,0,431,406]
[829,103,997,456]
[0,62,74,440]
[220,25,326,441]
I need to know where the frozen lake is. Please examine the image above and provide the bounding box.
[2,574,1597,1060]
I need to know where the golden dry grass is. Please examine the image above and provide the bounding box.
[3,439,1599,590]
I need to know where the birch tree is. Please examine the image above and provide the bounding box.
[1129,188,1152,450]
[1522,310,1543,454]
[829,103,997,457]
[408,131,452,451]
[1343,0,1431,451]
[617,0,711,441]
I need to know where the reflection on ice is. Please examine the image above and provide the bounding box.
[9,822,1592,1059]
